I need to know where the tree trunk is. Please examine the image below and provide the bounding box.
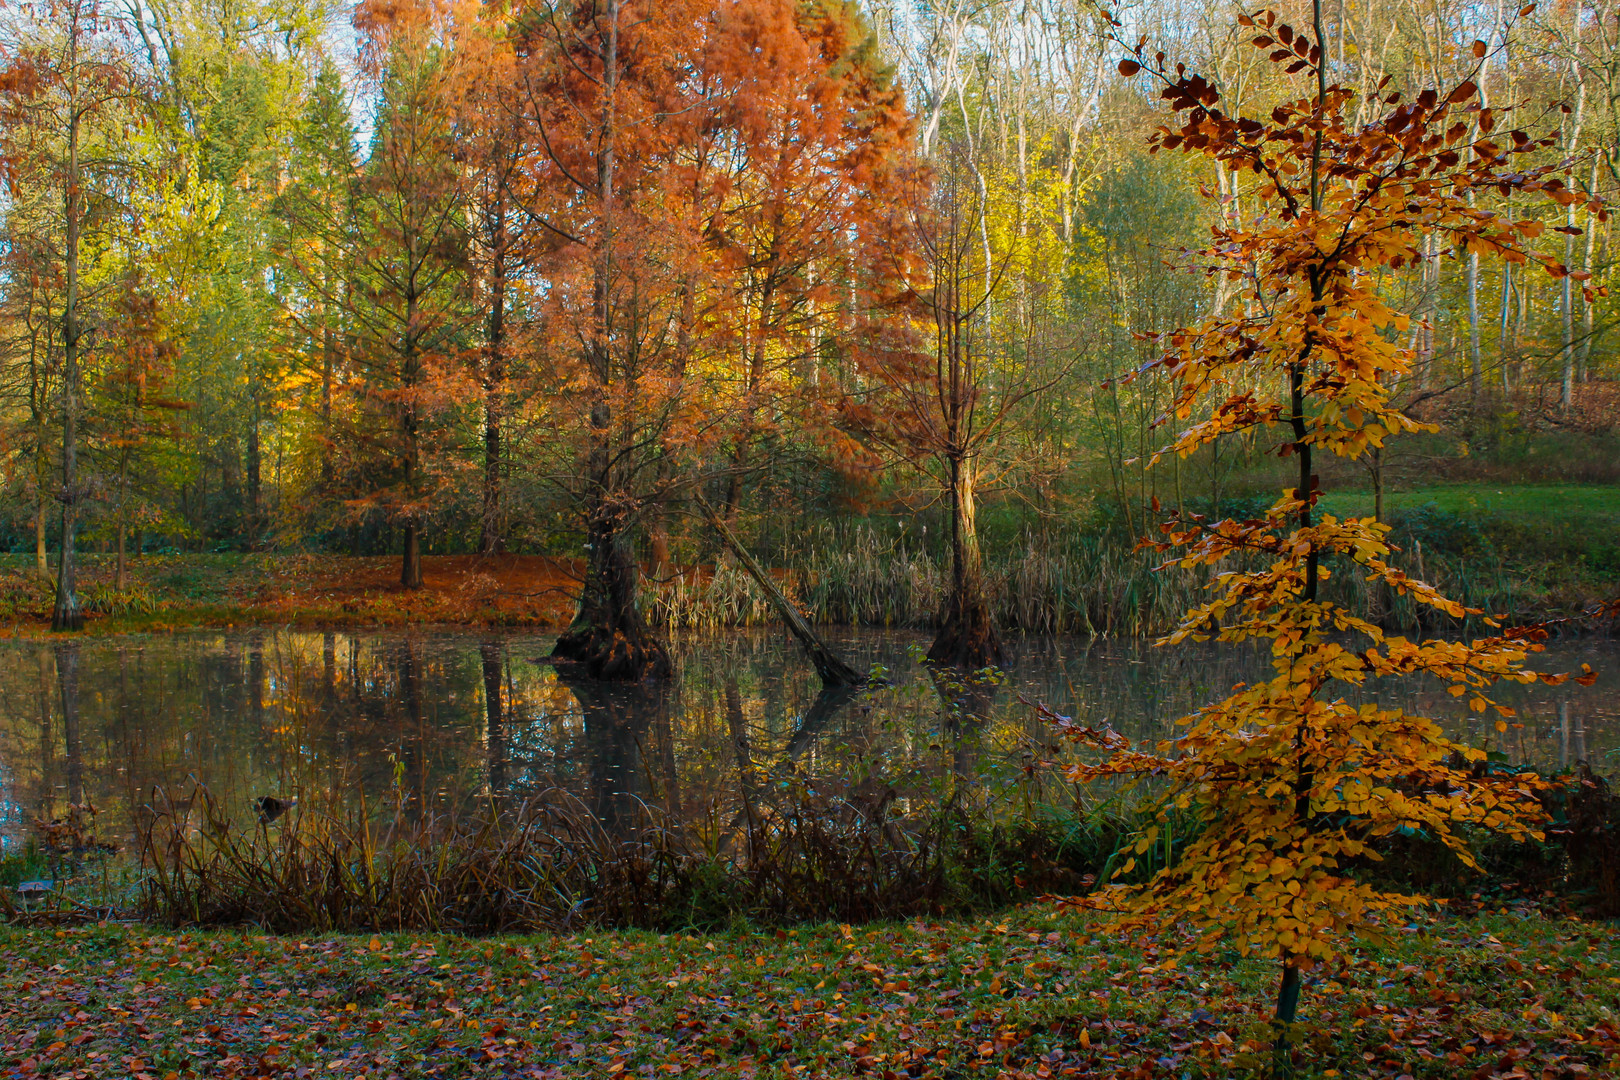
[697,493,864,688]
[928,454,1002,669]
[549,0,666,682]
[550,504,669,681]
[247,392,261,542]
[1467,243,1481,398]
[52,109,83,632]
[35,502,48,576]
[1498,259,1513,392]
[1579,155,1599,382]
[1273,961,1303,1074]
[480,181,508,555]
[401,521,423,589]
[321,325,335,490]
[116,520,127,591]
[1561,76,1585,410]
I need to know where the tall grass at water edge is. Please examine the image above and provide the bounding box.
[12,759,1618,932]
[646,523,1588,637]
[119,778,1157,933]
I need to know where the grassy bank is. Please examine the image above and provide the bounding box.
[1,908,1616,1079]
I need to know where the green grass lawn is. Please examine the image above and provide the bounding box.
[1318,483,1620,528]
[1,908,1616,1079]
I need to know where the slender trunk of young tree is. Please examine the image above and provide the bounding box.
[480,177,508,556]
[1498,258,1513,393]
[36,504,49,576]
[1578,155,1599,382]
[29,302,51,576]
[400,268,423,590]
[1467,226,1482,397]
[246,388,261,542]
[321,323,335,490]
[1276,9,1328,1063]
[52,106,83,632]
[1560,72,1585,410]
[1562,215,1578,409]
[928,453,1002,669]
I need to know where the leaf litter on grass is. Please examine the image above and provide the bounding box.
[1,906,1617,1079]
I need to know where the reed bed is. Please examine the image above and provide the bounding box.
[122,759,1620,934]
[132,781,1142,933]
[645,524,1561,637]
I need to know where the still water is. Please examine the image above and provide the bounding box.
[1,628,1615,851]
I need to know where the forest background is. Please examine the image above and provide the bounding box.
[0,0,1615,642]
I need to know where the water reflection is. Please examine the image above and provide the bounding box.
[0,629,1614,852]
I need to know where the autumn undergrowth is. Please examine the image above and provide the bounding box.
[0,904,1615,1079]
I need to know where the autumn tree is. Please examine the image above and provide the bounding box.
[445,0,527,556]
[0,160,61,575]
[93,273,187,588]
[282,0,469,588]
[1049,3,1602,1063]
[274,59,359,516]
[695,0,910,523]
[0,0,140,629]
[514,0,913,680]
[510,0,707,679]
[859,142,1067,670]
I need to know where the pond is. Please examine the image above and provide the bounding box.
[1,628,1616,853]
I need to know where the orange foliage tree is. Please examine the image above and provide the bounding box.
[513,0,911,680]
[696,0,910,522]
[349,0,471,590]
[1047,0,1605,1061]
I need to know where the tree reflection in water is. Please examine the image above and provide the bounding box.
[551,666,668,838]
[0,629,1612,854]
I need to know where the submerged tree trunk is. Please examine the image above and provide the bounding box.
[696,493,864,688]
[550,503,669,681]
[928,454,1002,669]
